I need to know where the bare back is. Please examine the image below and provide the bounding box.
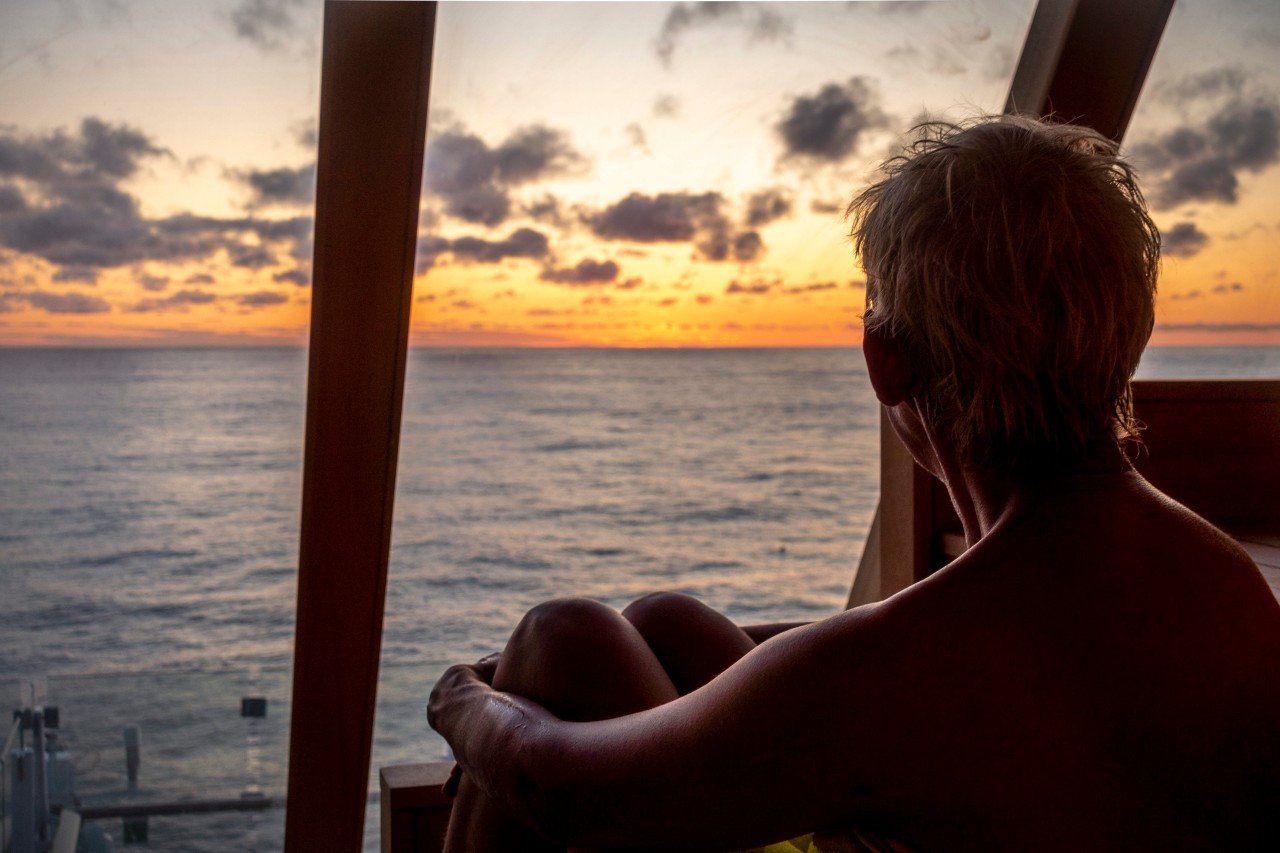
[843,471,1280,850]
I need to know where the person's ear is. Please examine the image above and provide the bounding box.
[862,325,919,406]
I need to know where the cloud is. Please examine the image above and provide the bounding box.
[0,116,166,187]
[1131,93,1280,209]
[229,244,276,269]
[228,0,314,52]
[655,2,792,67]
[425,125,588,226]
[185,273,215,285]
[586,191,764,262]
[1167,280,1244,300]
[653,95,681,119]
[1155,67,1247,104]
[273,268,309,286]
[0,119,312,276]
[726,279,772,295]
[1169,281,1245,301]
[540,258,620,286]
[775,77,891,164]
[524,195,568,228]
[418,228,550,272]
[1160,222,1210,258]
[624,123,649,154]
[0,186,26,213]
[493,126,588,184]
[451,228,549,264]
[0,117,167,186]
[292,118,318,149]
[587,191,762,262]
[744,188,792,227]
[589,192,717,242]
[17,290,111,314]
[727,230,763,263]
[236,163,315,208]
[783,281,838,294]
[51,266,100,284]
[128,289,218,313]
[237,290,289,307]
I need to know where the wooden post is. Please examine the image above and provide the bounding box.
[874,410,935,598]
[285,3,436,851]
[1005,0,1175,141]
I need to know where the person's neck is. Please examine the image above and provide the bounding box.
[941,443,1132,547]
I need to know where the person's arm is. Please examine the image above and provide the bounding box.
[429,608,908,850]
[741,621,811,643]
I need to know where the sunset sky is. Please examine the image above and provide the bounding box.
[1,0,1277,347]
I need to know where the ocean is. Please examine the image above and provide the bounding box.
[2,345,1277,850]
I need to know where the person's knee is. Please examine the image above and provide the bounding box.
[499,597,678,715]
[622,591,705,636]
[511,597,620,648]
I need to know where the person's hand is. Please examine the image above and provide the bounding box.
[428,653,502,736]
[429,653,502,797]
[472,652,501,686]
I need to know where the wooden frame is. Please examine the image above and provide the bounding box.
[285,3,437,851]
[1005,0,1175,141]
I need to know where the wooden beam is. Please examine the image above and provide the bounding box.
[285,3,436,851]
[876,409,935,597]
[1005,0,1174,141]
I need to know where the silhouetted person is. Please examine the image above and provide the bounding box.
[430,116,1280,852]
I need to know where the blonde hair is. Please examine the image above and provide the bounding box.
[848,116,1160,472]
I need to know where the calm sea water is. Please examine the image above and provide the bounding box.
[1,345,1277,849]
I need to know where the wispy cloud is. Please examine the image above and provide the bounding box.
[227,0,318,53]
[128,288,217,313]
[9,290,112,314]
[654,2,793,68]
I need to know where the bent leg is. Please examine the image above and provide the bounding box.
[443,598,680,852]
[622,591,756,694]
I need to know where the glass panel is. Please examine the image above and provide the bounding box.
[1125,0,1280,369]
[2,0,320,843]
[1,348,304,850]
[383,0,1034,838]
